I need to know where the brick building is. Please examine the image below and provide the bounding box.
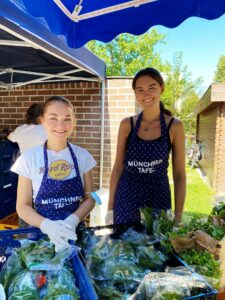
[194,83,225,193]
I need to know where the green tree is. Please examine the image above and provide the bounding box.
[87,29,166,76]
[214,55,225,82]
[88,33,202,136]
[162,52,203,119]
[180,91,199,136]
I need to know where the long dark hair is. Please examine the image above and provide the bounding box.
[132,67,172,116]
[26,103,42,125]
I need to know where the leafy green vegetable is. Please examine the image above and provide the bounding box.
[18,240,54,268]
[170,217,225,241]
[97,286,124,300]
[109,240,136,263]
[180,249,221,279]
[43,268,80,300]
[211,202,225,216]
[8,270,41,300]
[140,207,154,234]
[0,251,24,295]
[153,210,174,238]
[156,291,182,300]
[137,246,167,271]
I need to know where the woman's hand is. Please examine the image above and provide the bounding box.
[40,218,77,252]
[64,214,80,230]
[173,211,183,224]
[105,210,114,225]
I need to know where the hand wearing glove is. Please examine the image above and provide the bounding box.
[105,210,114,225]
[64,214,80,231]
[40,218,77,252]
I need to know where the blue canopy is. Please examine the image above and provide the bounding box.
[0,0,105,88]
[20,0,225,48]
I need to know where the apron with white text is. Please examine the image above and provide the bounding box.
[34,142,84,220]
[114,107,171,224]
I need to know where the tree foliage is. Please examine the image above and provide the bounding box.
[214,55,225,82]
[88,31,203,135]
[180,92,200,136]
[162,52,203,115]
[87,29,166,76]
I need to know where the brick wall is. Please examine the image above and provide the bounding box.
[214,102,225,193]
[102,78,136,187]
[0,81,102,187]
[0,78,137,189]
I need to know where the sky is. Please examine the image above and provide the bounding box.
[154,13,225,91]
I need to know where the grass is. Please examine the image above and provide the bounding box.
[169,164,215,222]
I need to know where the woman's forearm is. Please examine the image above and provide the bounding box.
[74,198,95,220]
[16,204,45,228]
[173,173,186,220]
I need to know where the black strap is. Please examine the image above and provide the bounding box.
[130,116,134,131]
[167,117,174,132]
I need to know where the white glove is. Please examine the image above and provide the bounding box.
[40,218,77,252]
[64,214,80,230]
[105,210,114,225]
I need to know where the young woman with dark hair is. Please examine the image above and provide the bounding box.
[106,68,186,225]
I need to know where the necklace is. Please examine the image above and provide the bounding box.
[142,119,152,132]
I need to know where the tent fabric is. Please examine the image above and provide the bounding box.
[21,0,225,48]
[0,0,105,88]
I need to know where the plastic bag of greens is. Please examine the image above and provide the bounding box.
[166,266,215,294]
[151,286,184,300]
[152,210,174,238]
[128,273,188,300]
[8,270,41,300]
[0,251,25,296]
[136,245,167,271]
[18,239,54,269]
[95,286,125,300]
[108,239,137,264]
[42,267,80,300]
[140,207,154,234]
[120,227,159,246]
[28,245,79,271]
[103,261,149,294]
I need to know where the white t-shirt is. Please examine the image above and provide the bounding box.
[8,124,47,153]
[11,143,96,200]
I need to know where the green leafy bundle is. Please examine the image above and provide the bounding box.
[180,249,221,279]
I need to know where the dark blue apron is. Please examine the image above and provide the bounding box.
[114,107,172,224]
[34,142,84,220]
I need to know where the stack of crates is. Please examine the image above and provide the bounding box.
[0,140,19,220]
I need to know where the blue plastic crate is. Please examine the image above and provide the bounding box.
[0,227,98,300]
[80,224,217,300]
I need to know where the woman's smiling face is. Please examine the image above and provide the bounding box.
[134,75,164,109]
[41,101,74,142]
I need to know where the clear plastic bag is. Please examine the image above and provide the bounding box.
[8,270,41,300]
[18,239,55,269]
[120,227,159,246]
[42,267,80,300]
[0,251,24,296]
[136,245,167,271]
[128,270,211,300]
